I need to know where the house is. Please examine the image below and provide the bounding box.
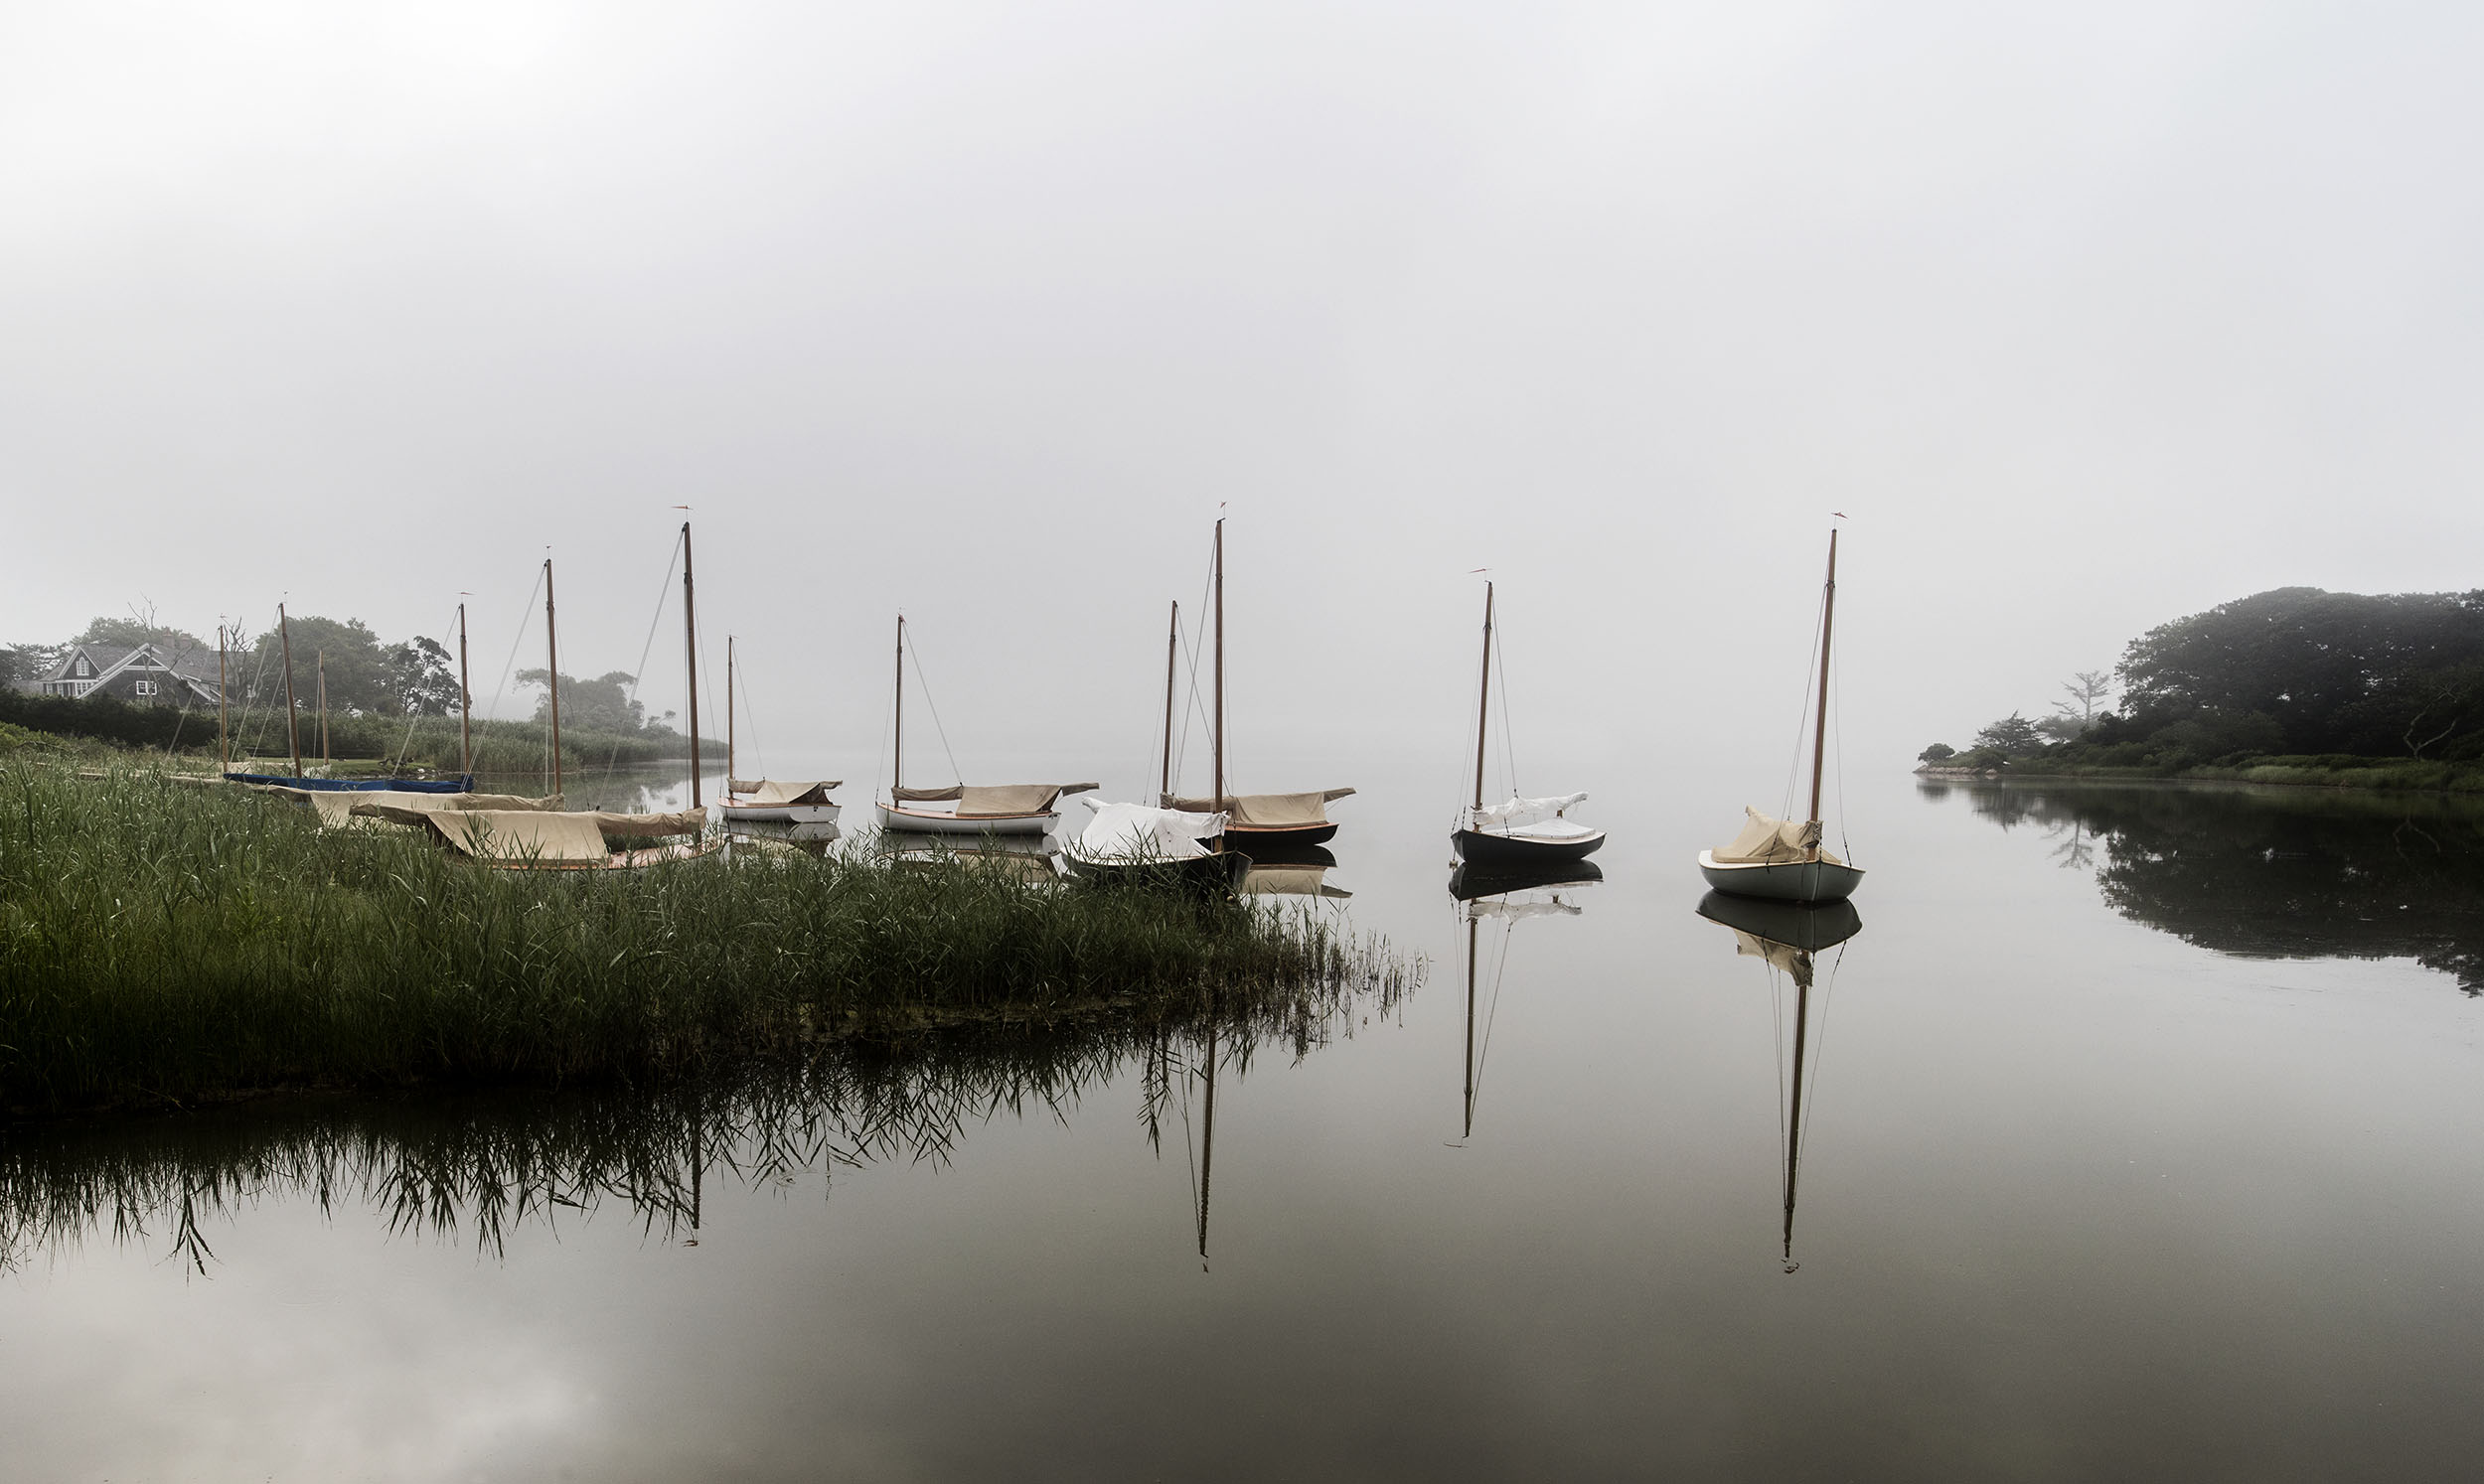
[35,643,231,706]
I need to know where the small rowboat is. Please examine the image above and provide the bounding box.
[224,772,473,794]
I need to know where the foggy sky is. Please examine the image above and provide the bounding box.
[6,1,2481,791]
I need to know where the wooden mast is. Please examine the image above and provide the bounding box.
[216,623,229,773]
[316,651,329,765]
[1211,519,1225,817]
[725,636,735,794]
[277,604,302,779]
[1806,529,1839,853]
[892,615,905,796]
[682,521,701,810]
[1473,582,1494,814]
[1160,601,1179,803]
[543,558,561,797]
[456,603,472,778]
[1196,1020,1219,1270]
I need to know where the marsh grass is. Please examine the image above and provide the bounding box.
[0,763,1400,1116]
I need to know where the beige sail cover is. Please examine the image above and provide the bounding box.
[582,810,709,840]
[1164,788,1355,827]
[1241,864,1351,898]
[348,793,570,829]
[421,810,616,862]
[1713,806,1842,865]
[730,779,841,807]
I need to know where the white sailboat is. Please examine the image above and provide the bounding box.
[719,637,843,825]
[875,615,1096,836]
[1699,528,1866,904]
[1451,581,1604,868]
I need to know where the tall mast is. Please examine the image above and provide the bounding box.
[1196,1021,1219,1270]
[1806,529,1839,844]
[216,622,229,772]
[317,651,329,764]
[278,603,302,779]
[1160,600,1179,802]
[725,636,735,791]
[543,558,562,797]
[1473,582,1494,813]
[683,521,701,809]
[892,615,905,795]
[1211,519,1225,813]
[457,603,472,778]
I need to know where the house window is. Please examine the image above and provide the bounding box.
[74,657,92,677]
[133,679,158,696]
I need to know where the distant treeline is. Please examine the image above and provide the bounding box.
[0,689,684,772]
[1925,587,2484,777]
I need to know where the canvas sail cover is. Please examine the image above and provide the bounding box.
[1070,799,1228,862]
[891,784,1098,815]
[1163,788,1354,827]
[1733,929,1816,987]
[1468,793,1588,831]
[729,779,842,806]
[419,810,615,863]
[1240,864,1350,898]
[346,793,570,828]
[1713,806,1842,866]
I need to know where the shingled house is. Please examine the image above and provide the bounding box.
[34,643,230,707]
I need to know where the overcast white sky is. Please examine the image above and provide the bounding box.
[6,1,2480,780]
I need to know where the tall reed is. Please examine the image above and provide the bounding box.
[0,764,1398,1116]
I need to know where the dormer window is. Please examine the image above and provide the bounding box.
[74,657,92,677]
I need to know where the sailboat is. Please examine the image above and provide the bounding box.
[1452,581,1604,868]
[1698,528,1865,903]
[1453,857,1595,1141]
[1061,600,1235,881]
[224,602,474,794]
[876,615,1096,836]
[1696,891,1862,1272]
[719,638,843,825]
[1160,519,1354,849]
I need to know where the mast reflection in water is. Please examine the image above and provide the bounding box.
[1450,859,1602,1140]
[1696,891,1862,1273]
[1928,780,2484,993]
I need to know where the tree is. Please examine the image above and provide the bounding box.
[1918,742,1957,764]
[390,637,462,717]
[1973,713,2046,756]
[517,669,647,735]
[76,614,210,653]
[3,641,66,684]
[2053,669,2114,730]
[242,616,398,716]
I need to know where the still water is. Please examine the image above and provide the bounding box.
[6,772,2484,1480]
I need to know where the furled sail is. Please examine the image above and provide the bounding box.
[414,808,706,861]
[1713,806,1842,866]
[1162,788,1354,826]
[1070,799,1228,862]
[1467,793,1588,831]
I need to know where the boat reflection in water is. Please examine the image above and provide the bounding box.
[725,820,843,859]
[1929,780,2484,994]
[1238,844,1350,899]
[1696,891,1863,1273]
[874,829,1064,884]
[1450,858,1602,1139]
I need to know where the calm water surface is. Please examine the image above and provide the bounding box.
[6,771,2484,1480]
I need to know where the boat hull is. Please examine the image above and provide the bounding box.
[1697,850,1865,904]
[225,773,472,794]
[722,802,843,825]
[1453,826,1605,867]
[1062,849,1246,891]
[1450,857,1604,901]
[1222,821,1338,848]
[877,803,1055,837]
[1694,891,1862,951]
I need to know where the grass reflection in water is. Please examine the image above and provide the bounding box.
[0,962,1402,1274]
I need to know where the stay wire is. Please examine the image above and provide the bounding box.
[607,531,683,783]
[904,631,965,784]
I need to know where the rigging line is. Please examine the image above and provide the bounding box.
[736,646,765,779]
[1494,604,1520,802]
[388,605,464,775]
[606,531,683,782]
[1797,942,1852,1168]
[1782,582,1828,822]
[903,632,965,784]
[1471,916,1517,1109]
[488,563,545,742]
[1832,652,1851,860]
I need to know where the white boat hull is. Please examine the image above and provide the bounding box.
[1697,850,1866,904]
[877,802,1055,837]
[721,802,843,825]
